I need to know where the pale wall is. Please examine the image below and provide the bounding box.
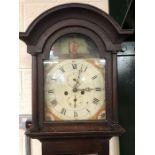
[19,0,109,32]
[19,1,119,155]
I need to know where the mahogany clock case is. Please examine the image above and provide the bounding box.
[19,4,134,139]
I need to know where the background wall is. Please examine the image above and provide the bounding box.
[19,0,109,32]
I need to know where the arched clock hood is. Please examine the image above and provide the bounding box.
[19,3,134,55]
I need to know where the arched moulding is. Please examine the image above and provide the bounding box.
[19,3,134,55]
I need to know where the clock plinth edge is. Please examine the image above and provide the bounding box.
[25,126,125,141]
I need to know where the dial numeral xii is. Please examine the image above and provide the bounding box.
[72,64,77,69]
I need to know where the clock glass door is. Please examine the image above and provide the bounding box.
[43,34,106,121]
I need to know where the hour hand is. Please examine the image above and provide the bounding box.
[73,70,82,88]
[73,95,77,108]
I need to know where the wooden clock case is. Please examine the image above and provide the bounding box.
[20,3,134,155]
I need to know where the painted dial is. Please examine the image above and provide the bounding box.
[44,59,106,121]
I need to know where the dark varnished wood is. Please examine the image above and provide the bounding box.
[20,3,134,155]
[42,138,109,155]
[112,52,119,125]
[31,56,39,131]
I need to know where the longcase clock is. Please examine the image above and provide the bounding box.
[19,3,134,155]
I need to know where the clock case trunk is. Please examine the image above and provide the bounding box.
[20,3,134,155]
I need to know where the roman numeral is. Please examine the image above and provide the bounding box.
[48,89,54,93]
[91,75,97,80]
[50,99,57,107]
[83,66,88,72]
[86,109,90,113]
[59,67,65,73]
[61,108,66,115]
[74,111,78,118]
[93,97,100,105]
[96,88,101,91]
[72,64,77,69]
[80,65,88,72]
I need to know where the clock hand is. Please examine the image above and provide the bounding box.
[73,95,77,108]
[73,69,82,89]
[77,87,103,92]
[76,88,92,92]
[73,64,87,91]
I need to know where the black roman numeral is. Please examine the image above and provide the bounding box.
[74,111,78,118]
[80,65,88,72]
[83,66,88,72]
[48,89,54,93]
[91,75,97,80]
[59,67,65,73]
[72,64,77,69]
[86,109,90,113]
[50,99,57,107]
[61,108,66,115]
[93,97,100,105]
[96,88,101,91]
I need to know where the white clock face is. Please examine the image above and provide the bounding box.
[44,59,106,121]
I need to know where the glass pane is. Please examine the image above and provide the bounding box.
[44,58,106,121]
[50,34,99,59]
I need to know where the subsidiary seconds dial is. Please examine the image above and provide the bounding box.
[44,59,106,121]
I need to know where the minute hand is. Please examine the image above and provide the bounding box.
[73,69,81,89]
[77,87,101,92]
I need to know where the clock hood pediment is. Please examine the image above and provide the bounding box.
[19,3,133,55]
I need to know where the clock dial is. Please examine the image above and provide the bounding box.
[44,59,106,121]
